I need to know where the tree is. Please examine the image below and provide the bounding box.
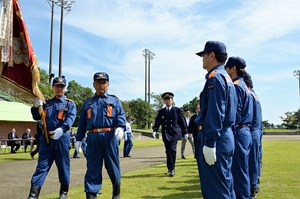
[181,96,199,113]
[151,93,164,112]
[65,80,93,126]
[262,120,273,129]
[121,100,131,116]
[38,69,53,99]
[129,98,152,129]
[280,111,298,129]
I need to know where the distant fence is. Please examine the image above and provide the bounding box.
[263,131,300,135]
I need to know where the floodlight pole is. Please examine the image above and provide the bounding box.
[49,0,75,78]
[294,70,300,97]
[48,0,54,83]
[142,49,155,103]
[143,49,155,129]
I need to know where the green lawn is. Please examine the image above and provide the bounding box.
[38,140,300,199]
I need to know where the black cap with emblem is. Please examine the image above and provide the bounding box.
[52,77,66,86]
[94,72,109,81]
[161,92,174,99]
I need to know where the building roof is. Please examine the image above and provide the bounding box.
[0,101,35,122]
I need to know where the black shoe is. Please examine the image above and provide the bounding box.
[165,170,175,177]
[86,192,97,199]
[59,184,69,199]
[251,186,260,198]
[11,151,16,153]
[181,155,186,159]
[28,186,41,199]
[73,156,80,158]
[112,185,120,199]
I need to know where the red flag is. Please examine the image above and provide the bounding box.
[0,0,44,103]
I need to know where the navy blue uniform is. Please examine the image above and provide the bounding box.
[231,77,254,199]
[75,92,126,194]
[30,96,76,188]
[153,106,188,173]
[123,121,133,157]
[249,89,262,192]
[189,113,199,159]
[195,65,237,199]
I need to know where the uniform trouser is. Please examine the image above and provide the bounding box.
[232,127,252,199]
[249,129,260,189]
[10,142,21,152]
[197,127,235,199]
[258,130,263,180]
[193,132,200,159]
[163,139,177,171]
[123,135,133,156]
[84,132,120,194]
[181,134,195,156]
[31,133,71,187]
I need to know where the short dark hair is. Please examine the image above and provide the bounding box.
[214,52,228,63]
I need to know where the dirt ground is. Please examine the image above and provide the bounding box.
[0,135,298,199]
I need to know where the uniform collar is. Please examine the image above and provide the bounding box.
[205,64,224,79]
[232,76,243,82]
[53,95,66,102]
[93,92,108,99]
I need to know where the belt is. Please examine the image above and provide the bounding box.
[238,124,248,128]
[90,128,114,133]
[48,131,55,139]
[197,125,203,131]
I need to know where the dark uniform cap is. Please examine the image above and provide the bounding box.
[94,72,109,81]
[52,77,66,86]
[161,92,174,99]
[225,56,246,69]
[196,40,227,57]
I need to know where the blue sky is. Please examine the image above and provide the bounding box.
[17,0,299,125]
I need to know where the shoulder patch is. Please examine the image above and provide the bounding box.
[108,94,119,99]
[65,98,73,102]
[208,69,217,79]
[233,79,240,85]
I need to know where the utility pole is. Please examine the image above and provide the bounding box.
[294,70,300,96]
[143,49,155,128]
[48,0,75,78]
[48,0,54,83]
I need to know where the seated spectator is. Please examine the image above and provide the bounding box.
[7,128,21,153]
[22,128,33,152]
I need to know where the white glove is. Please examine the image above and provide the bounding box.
[152,131,157,139]
[184,134,189,140]
[124,133,128,141]
[53,127,64,140]
[75,141,82,153]
[203,145,216,165]
[34,98,43,108]
[115,127,124,141]
[131,134,134,139]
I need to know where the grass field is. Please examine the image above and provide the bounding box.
[34,139,300,199]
